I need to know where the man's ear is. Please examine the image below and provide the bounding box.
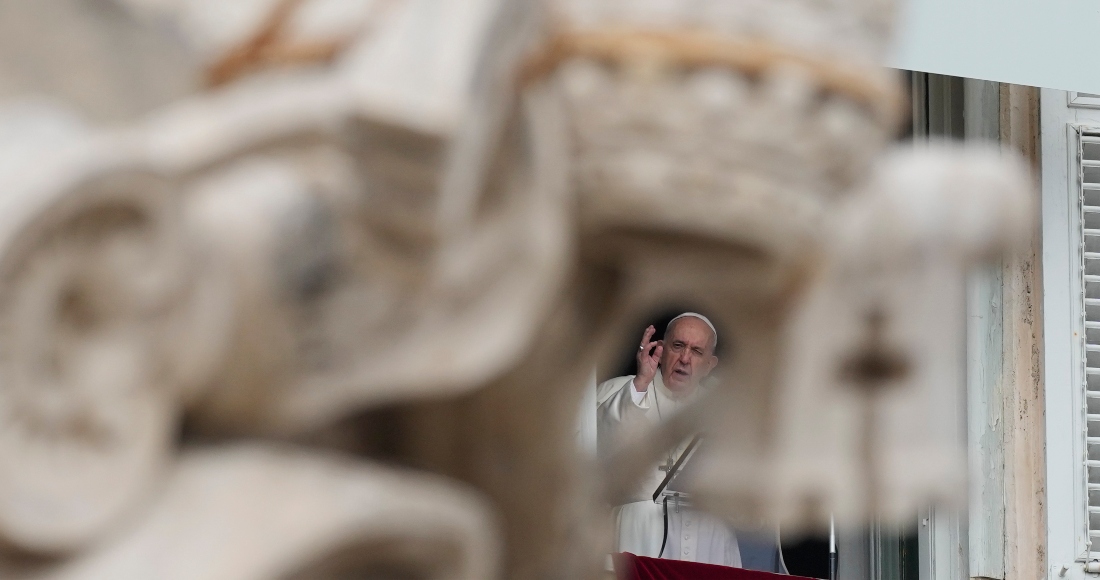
[703,355,718,375]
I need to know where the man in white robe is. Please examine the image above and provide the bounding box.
[597,313,748,566]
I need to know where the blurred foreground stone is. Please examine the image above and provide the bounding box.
[0,0,1034,578]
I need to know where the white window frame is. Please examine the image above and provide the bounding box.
[1069,93,1100,110]
[1042,87,1100,580]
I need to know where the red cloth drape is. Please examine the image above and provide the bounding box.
[614,553,820,580]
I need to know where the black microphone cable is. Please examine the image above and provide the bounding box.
[658,496,669,558]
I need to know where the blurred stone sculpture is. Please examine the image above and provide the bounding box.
[0,100,195,555]
[529,0,1033,536]
[692,145,1033,529]
[0,0,558,576]
[169,0,571,437]
[0,0,1037,578]
[3,445,499,580]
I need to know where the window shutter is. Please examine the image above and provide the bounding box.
[1079,130,1100,558]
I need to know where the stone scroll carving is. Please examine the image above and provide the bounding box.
[0,102,192,555]
[0,0,556,573]
[3,446,499,580]
[0,0,1034,578]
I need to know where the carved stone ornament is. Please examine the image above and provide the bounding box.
[2,445,500,580]
[0,0,1035,578]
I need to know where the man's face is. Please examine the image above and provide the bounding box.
[659,317,718,393]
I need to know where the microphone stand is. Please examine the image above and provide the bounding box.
[828,514,838,580]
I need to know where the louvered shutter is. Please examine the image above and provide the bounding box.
[1079,130,1100,557]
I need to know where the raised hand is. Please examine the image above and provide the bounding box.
[632,325,663,392]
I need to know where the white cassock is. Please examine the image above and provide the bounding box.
[596,373,743,567]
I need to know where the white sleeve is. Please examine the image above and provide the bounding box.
[629,378,650,408]
[597,378,652,461]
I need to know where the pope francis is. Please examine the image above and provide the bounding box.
[597,313,785,571]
